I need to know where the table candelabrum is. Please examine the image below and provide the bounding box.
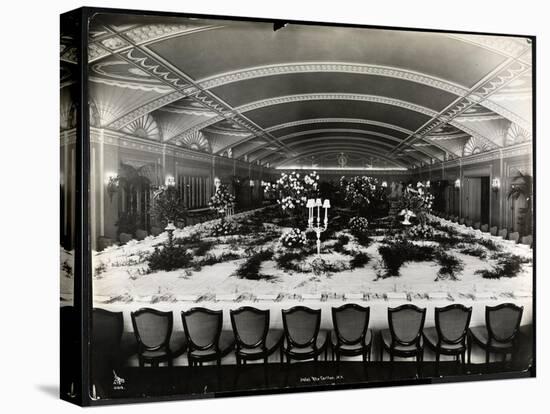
[306,198,331,256]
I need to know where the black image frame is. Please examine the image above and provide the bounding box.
[60,5,537,406]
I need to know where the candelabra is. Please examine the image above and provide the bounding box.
[306,198,331,256]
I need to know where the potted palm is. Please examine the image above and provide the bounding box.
[507,172,533,235]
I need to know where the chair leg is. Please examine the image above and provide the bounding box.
[485,349,490,364]
[467,341,472,365]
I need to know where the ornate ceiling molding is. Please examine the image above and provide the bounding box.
[108,91,185,130]
[111,41,293,154]
[390,57,531,156]
[217,119,441,164]
[88,24,223,63]
[462,135,491,156]
[245,130,408,161]
[273,147,408,168]
[265,118,414,135]
[443,34,531,61]
[250,136,398,162]
[104,61,469,134]
[121,113,162,141]
[199,62,469,96]
[236,93,439,117]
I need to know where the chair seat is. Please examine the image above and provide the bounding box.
[188,330,235,359]
[283,330,329,357]
[381,329,422,352]
[331,329,373,352]
[423,327,465,352]
[238,329,283,357]
[469,326,514,350]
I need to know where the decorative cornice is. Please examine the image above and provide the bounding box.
[426,142,532,170]
[87,128,274,172]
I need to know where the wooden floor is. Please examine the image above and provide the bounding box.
[91,360,534,403]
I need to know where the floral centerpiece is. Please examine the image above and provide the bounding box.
[209,220,238,237]
[348,216,369,236]
[340,176,387,214]
[209,183,236,216]
[396,181,434,226]
[406,224,435,240]
[269,171,319,214]
[279,228,307,248]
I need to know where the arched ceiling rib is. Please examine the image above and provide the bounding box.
[79,14,533,169]
[274,146,408,168]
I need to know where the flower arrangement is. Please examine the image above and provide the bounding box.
[348,216,369,235]
[396,181,434,225]
[209,184,236,215]
[209,220,238,237]
[406,224,435,240]
[270,171,319,212]
[279,228,307,248]
[340,176,386,212]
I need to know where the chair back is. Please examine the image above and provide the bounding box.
[480,224,489,232]
[508,232,520,243]
[388,305,426,346]
[474,222,481,230]
[92,308,123,350]
[182,308,222,351]
[230,307,269,349]
[486,304,523,344]
[282,306,321,348]
[435,305,471,345]
[332,304,370,346]
[521,235,533,247]
[459,218,465,225]
[131,308,173,351]
[498,228,508,239]
[490,226,498,236]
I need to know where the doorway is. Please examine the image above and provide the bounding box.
[464,176,490,224]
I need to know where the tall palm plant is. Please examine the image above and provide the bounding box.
[507,172,533,235]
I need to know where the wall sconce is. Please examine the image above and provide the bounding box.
[249,180,255,188]
[165,175,176,187]
[491,177,501,192]
[426,180,431,188]
[381,181,388,188]
[454,178,461,189]
[105,172,119,202]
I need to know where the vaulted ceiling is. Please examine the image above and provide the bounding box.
[60,13,533,170]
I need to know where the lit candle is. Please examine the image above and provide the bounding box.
[315,198,322,226]
[323,199,330,227]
